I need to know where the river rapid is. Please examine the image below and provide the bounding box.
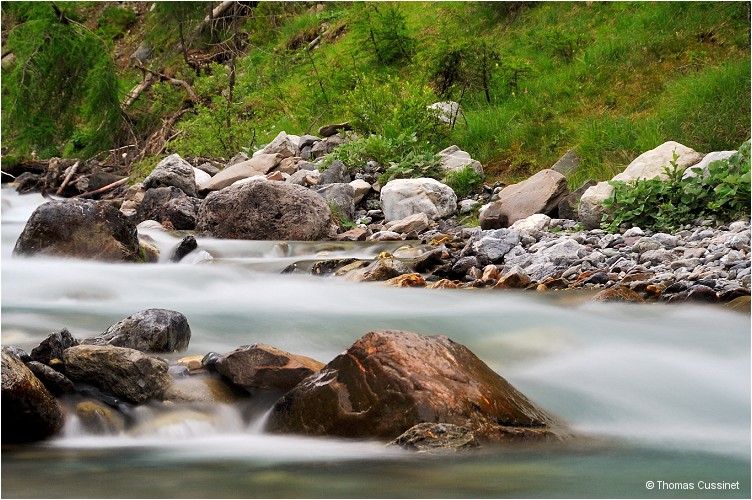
[1,187,750,498]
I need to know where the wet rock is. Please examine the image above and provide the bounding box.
[13,199,141,261]
[170,235,198,262]
[163,374,245,404]
[2,349,64,443]
[26,361,75,396]
[494,266,531,289]
[591,286,645,302]
[334,227,368,241]
[344,256,412,282]
[143,153,197,197]
[384,273,427,287]
[200,154,283,192]
[368,231,403,242]
[84,309,191,353]
[266,330,564,442]
[63,345,171,404]
[215,343,324,393]
[391,423,479,452]
[380,178,457,222]
[196,180,331,241]
[3,346,30,363]
[74,400,126,435]
[136,186,200,230]
[480,169,567,229]
[31,327,80,364]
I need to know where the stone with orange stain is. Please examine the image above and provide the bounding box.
[266,330,568,443]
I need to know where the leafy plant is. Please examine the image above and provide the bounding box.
[377,150,443,185]
[444,165,484,198]
[602,141,751,232]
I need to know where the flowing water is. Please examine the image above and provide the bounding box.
[1,187,750,498]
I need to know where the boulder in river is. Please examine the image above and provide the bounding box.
[83,309,191,353]
[196,180,331,241]
[63,345,171,404]
[215,343,325,393]
[390,422,479,452]
[266,330,565,442]
[13,199,141,262]
[2,349,64,443]
[135,186,200,230]
[31,327,79,364]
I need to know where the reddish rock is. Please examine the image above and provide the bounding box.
[384,273,427,288]
[215,343,324,393]
[266,330,565,442]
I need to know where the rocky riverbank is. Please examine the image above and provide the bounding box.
[8,128,751,308]
[2,310,569,450]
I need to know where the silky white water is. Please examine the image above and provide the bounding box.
[2,187,749,498]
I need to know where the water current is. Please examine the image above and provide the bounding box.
[1,187,749,498]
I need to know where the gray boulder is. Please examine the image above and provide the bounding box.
[437,145,483,176]
[143,154,197,197]
[2,349,64,443]
[551,150,580,177]
[314,183,355,221]
[83,309,191,353]
[135,186,200,230]
[320,160,351,184]
[196,180,331,241]
[13,199,141,262]
[480,169,568,229]
[472,228,521,263]
[380,178,457,222]
[62,345,171,404]
[682,150,736,180]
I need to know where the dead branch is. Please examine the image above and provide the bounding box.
[73,177,129,199]
[121,71,157,110]
[139,66,199,103]
[56,161,79,195]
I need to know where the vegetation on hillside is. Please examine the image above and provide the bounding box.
[1,1,750,189]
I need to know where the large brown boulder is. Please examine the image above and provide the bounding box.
[2,349,64,443]
[480,169,568,229]
[215,343,325,393]
[196,180,331,240]
[83,309,191,353]
[13,199,141,261]
[266,330,565,443]
[62,345,171,404]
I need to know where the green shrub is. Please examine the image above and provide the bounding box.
[444,165,484,198]
[602,141,751,232]
[351,3,414,65]
[340,74,447,146]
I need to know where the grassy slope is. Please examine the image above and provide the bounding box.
[223,1,750,187]
[3,2,749,187]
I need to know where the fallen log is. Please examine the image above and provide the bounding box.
[56,161,80,195]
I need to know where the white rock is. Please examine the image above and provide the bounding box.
[349,178,372,204]
[193,167,211,188]
[578,141,703,229]
[260,131,298,158]
[682,150,736,179]
[428,101,462,125]
[384,213,430,234]
[511,214,552,233]
[379,178,457,222]
[437,145,483,176]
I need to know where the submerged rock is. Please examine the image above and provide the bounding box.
[266,330,565,442]
[390,422,479,452]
